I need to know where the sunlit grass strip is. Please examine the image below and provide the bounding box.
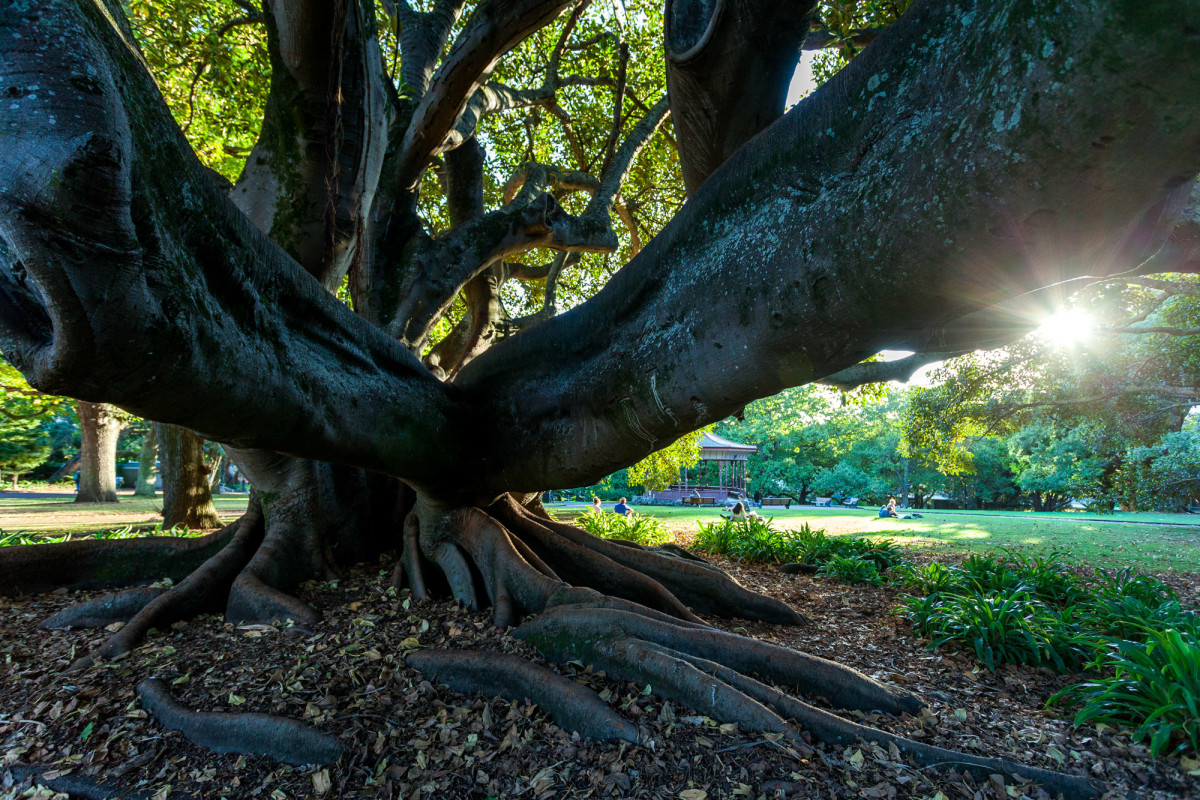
[0,522,200,546]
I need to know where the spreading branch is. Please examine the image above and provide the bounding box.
[388,96,670,349]
[392,0,577,191]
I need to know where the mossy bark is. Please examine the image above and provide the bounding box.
[157,423,222,529]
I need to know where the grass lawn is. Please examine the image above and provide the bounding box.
[552,503,1200,573]
[0,491,250,537]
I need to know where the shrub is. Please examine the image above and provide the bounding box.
[817,554,884,586]
[905,586,1052,671]
[694,518,740,556]
[1052,627,1200,756]
[846,538,908,571]
[896,562,959,595]
[577,511,671,546]
[902,585,1094,672]
[1090,567,1176,607]
[1004,550,1085,605]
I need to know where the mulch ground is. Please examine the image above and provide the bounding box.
[1,550,1197,800]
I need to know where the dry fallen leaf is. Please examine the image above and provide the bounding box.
[312,768,332,795]
[679,790,708,800]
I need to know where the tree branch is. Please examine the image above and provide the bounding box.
[393,0,469,99]
[388,97,670,349]
[230,0,390,289]
[453,0,1200,497]
[392,0,576,191]
[818,352,964,392]
[0,0,460,483]
[665,0,819,193]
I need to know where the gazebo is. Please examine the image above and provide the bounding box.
[650,431,757,503]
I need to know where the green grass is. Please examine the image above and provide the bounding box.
[0,493,249,538]
[552,504,1200,572]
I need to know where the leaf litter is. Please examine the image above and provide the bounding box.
[0,553,1196,799]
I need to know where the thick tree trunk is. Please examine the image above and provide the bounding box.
[156,423,222,529]
[75,401,124,504]
[134,425,158,497]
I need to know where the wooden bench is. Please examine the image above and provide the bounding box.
[842,497,860,509]
[812,497,832,507]
[761,497,791,507]
[684,496,716,506]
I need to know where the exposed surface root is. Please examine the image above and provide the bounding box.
[91,503,265,664]
[407,649,638,743]
[398,511,431,599]
[510,604,1100,800]
[490,501,706,624]
[225,515,323,627]
[137,678,343,766]
[517,606,919,715]
[6,762,160,799]
[494,499,804,625]
[39,586,166,630]
[0,519,243,596]
[675,649,1101,800]
[225,572,321,630]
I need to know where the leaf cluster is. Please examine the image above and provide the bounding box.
[899,551,1200,754]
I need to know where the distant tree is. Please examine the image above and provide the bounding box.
[715,387,846,501]
[1118,424,1200,511]
[157,423,223,529]
[941,437,1020,510]
[0,417,50,489]
[1006,423,1111,512]
[134,425,159,497]
[0,362,70,487]
[74,402,131,504]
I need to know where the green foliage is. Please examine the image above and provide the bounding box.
[627,428,707,492]
[808,1,914,85]
[694,519,909,586]
[127,0,269,181]
[1120,427,1200,511]
[1007,423,1109,510]
[1052,627,1200,756]
[1091,567,1177,607]
[817,554,883,585]
[0,521,197,547]
[694,516,790,563]
[902,586,1090,672]
[0,360,75,482]
[575,510,670,546]
[898,549,1200,756]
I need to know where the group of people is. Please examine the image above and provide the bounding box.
[590,496,631,515]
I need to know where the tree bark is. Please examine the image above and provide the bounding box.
[134,424,158,497]
[156,423,222,529]
[74,401,123,504]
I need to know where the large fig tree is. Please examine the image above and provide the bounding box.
[2,0,1199,795]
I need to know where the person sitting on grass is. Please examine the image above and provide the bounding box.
[879,498,900,518]
[879,498,921,519]
[724,501,758,522]
[590,496,603,513]
[614,497,631,516]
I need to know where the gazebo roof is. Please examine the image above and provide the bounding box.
[698,431,757,458]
